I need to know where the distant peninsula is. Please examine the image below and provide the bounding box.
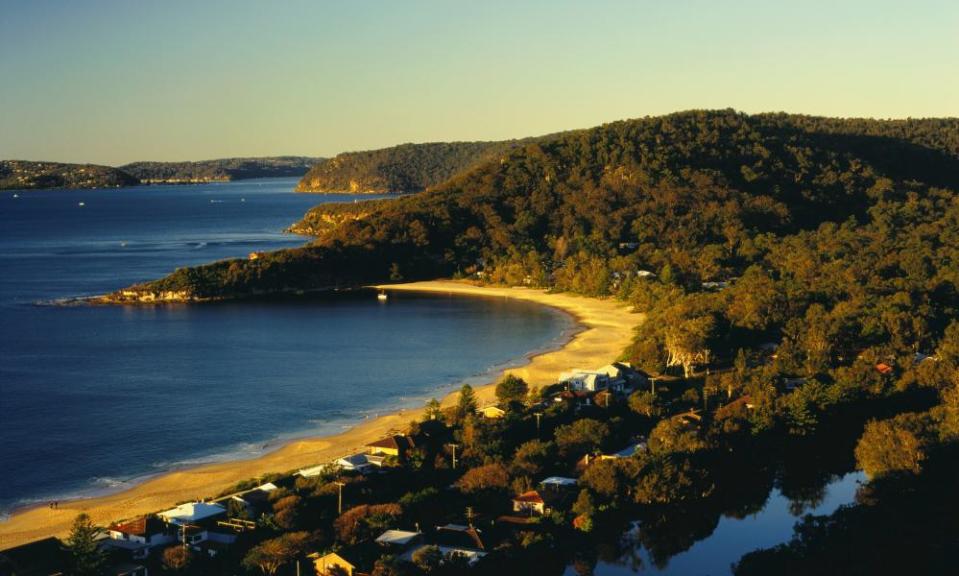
[0,160,139,190]
[294,140,535,194]
[121,156,323,184]
[1,156,324,191]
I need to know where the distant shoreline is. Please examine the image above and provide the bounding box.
[0,281,642,549]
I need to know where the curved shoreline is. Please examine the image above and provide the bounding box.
[0,281,642,549]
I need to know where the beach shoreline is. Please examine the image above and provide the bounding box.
[0,280,642,549]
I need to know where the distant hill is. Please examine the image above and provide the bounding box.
[0,160,139,190]
[294,141,533,193]
[120,109,959,304]
[122,156,323,184]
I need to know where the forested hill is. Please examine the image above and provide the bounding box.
[294,140,532,193]
[0,160,140,190]
[121,156,323,184]
[116,109,959,309]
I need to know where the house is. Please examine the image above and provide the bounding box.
[366,435,415,458]
[782,377,806,391]
[477,405,507,419]
[401,525,487,567]
[0,537,67,576]
[336,452,386,473]
[876,362,894,375]
[312,542,379,576]
[297,463,335,478]
[539,476,577,491]
[104,516,175,559]
[606,441,648,459]
[512,490,547,516]
[558,370,610,392]
[157,502,226,526]
[374,529,422,552]
[225,482,278,517]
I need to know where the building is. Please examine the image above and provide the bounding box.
[477,405,506,419]
[0,537,67,576]
[512,490,547,516]
[312,542,379,576]
[366,435,415,458]
[104,516,175,560]
[558,370,610,392]
[336,452,386,473]
[157,502,226,526]
[401,524,487,567]
[374,529,422,551]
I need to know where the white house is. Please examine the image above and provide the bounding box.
[558,370,610,392]
[105,516,175,560]
[157,502,226,526]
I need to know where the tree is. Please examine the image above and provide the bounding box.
[572,489,596,518]
[162,546,192,572]
[511,439,554,477]
[854,414,932,477]
[648,418,707,455]
[455,384,478,421]
[424,397,443,422]
[272,494,304,530]
[65,513,105,576]
[242,532,313,576]
[455,463,510,494]
[496,374,529,405]
[412,545,443,573]
[554,418,610,459]
[628,390,661,417]
[334,504,403,545]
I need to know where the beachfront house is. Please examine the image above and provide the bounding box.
[558,369,610,392]
[155,501,236,554]
[366,435,415,458]
[336,452,386,473]
[157,502,226,527]
[312,543,378,576]
[478,405,506,419]
[104,515,176,560]
[0,537,68,576]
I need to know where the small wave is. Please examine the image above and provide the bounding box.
[91,476,130,489]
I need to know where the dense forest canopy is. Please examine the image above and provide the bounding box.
[294,140,537,193]
[121,156,323,183]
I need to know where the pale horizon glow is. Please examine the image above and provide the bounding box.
[1,0,957,165]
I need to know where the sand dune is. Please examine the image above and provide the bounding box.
[0,281,642,549]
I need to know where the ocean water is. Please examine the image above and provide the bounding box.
[0,178,574,514]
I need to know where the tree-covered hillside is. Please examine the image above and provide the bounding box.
[294,140,533,193]
[0,160,140,190]
[122,156,323,183]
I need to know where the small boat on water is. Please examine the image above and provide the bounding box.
[78,201,85,207]
[377,291,388,301]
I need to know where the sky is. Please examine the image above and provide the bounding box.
[1,0,957,165]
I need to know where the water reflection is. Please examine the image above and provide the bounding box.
[565,444,865,576]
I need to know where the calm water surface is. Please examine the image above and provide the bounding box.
[0,178,574,513]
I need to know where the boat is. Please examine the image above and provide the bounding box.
[377,291,388,301]
[78,201,85,207]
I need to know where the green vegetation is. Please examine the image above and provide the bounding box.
[294,140,536,193]
[122,156,322,183]
[0,160,139,190]
[93,109,959,572]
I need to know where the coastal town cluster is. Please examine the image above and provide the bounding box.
[0,362,651,576]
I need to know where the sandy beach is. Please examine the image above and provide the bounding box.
[0,280,642,549]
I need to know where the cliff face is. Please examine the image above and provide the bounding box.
[0,161,139,190]
[294,141,528,193]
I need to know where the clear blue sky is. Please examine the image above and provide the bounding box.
[1,0,957,165]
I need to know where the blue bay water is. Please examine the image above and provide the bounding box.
[0,178,574,514]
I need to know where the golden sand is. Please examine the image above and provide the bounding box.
[0,281,641,548]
